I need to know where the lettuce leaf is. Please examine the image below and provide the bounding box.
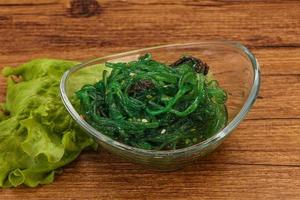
[0,59,97,188]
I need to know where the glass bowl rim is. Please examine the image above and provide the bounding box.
[60,41,261,156]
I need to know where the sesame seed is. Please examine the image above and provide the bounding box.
[161,129,166,134]
[146,95,152,99]
[185,139,191,144]
[141,119,148,123]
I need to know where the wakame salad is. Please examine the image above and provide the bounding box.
[76,54,228,150]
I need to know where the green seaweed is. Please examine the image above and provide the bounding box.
[76,54,228,150]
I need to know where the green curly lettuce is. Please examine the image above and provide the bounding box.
[0,59,98,188]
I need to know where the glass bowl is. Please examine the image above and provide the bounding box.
[60,41,260,170]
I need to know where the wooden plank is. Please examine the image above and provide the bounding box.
[247,74,300,119]
[0,116,299,199]
[1,152,300,200]
[0,0,59,5]
[252,48,300,75]
[1,118,298,199]
[1,48,299,74]
[0,0,299,58]
[203,119,300,166]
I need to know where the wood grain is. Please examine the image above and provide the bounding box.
[0,0,300,199]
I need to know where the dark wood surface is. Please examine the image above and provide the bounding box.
[0,0,300,199]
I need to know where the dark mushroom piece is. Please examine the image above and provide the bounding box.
[170,56,209,75]
[129,80,155,94]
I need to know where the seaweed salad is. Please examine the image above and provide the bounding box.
[76,54,227,150]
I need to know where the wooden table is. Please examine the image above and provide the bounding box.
[1,0,300,199]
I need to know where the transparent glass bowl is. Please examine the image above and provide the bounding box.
[60,41,260,170]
